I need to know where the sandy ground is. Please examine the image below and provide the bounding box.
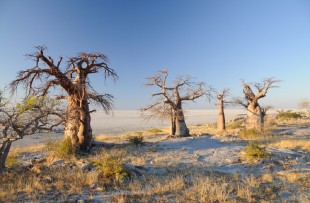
[148,128,310,173]
[8,112,310,202]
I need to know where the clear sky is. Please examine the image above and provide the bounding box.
[0,0,309,110]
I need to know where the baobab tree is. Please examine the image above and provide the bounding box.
[235,78,279,130]
[0,93,64,174]
[216,89,229,133]
[10,46,117,150]
[142,70,207,137]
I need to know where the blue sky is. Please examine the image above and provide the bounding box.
[0,0,309,109]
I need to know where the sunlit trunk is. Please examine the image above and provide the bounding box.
[246,103,263,130]
[217,100,225,133]
[175,108,189,137]
[64,94,92,151]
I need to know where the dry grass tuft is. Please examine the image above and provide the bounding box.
[0,166,99,202]
[261,173,274,183]
[10,144,46,154]
[113,173,234,203]
[238,128,272,139]
[146,128,163,135]
[277,170,310,187]
[227,120,243,129]
[188,123,217,135]
[5,152,21,168]
[269,139,310,151]
[243,175,261,188]
[237,185,254,202]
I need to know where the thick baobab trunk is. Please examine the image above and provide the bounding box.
[217,100,226,133]
[64,95,92,151]
[175,109,189,137]
[0,140,12,174]
[246,103,263,130]
[170,109,176,136]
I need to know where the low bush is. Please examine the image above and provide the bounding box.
[126,135,144,146]
[45,139,77,159]
[277,110,302,121]
[93,149,127,181]
[244,143,268,159]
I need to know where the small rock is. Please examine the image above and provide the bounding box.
[95,186,104,192]
[90,183,99,189]
[123,163,144,177]
[226,157,241,164]
[20,161,33,168]
[81,163,95,171]
[51,160,65,165]
[31,157,46,164]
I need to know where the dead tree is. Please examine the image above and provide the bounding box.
[216,89,229,133]
[142,70,207,137]
[10,46,117,150]
[0,93,64,174]
[235,78,279,130]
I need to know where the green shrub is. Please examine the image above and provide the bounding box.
[244,142,268,159]
[277,110,302,121]
[238,128,266,139]
[45,139,77,159]
[126,135,144,146]
[93,149,127,181]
